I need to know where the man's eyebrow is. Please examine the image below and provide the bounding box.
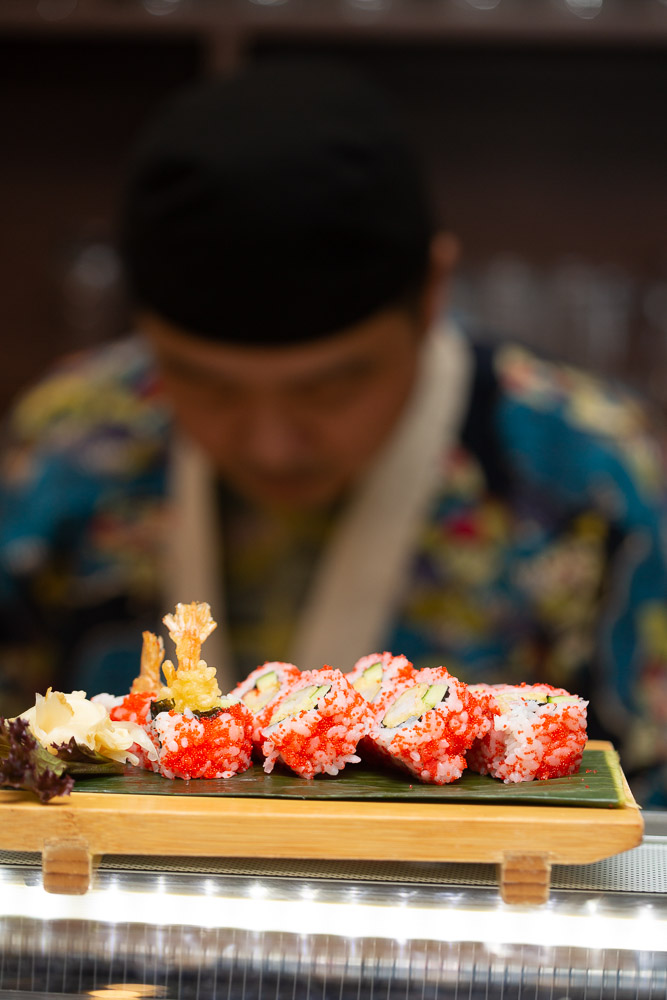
[157,353,233,386]
[287,356,378,390]
[156,351,379,391]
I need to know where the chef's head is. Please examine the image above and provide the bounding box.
[121,58,457,509]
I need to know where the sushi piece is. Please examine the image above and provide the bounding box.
[260,668,377,779]
[115,603,255,780]
[230,661,301,743]
[347,652,415,718]
[365,667,491,784]
[467,682,588,783]
[153,701,255,779]
[149,602,254,779]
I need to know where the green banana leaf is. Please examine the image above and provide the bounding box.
[73,746,627,808]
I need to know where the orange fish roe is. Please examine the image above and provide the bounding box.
[467,683,588,783]
[153,703,255,780]
[110,692,155,726]
[260,668,377,779]
[366,667,491,785]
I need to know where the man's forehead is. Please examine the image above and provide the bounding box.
[140,309,418,387]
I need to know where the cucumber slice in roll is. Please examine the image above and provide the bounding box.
[382,682,449,729]
[242,670,279,713]
[269,683,332,726]
[352,661,383,701]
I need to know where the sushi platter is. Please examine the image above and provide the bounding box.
[0,740,643,904]
[0,605,644,903]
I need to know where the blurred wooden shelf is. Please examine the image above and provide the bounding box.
[1,0,667,47]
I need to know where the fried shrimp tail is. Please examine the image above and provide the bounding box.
[158,602,222,713]
[131,631,165,694]
[163,602,217,671]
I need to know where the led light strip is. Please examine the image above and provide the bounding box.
[0,881,665,953]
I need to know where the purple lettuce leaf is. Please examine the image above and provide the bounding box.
[52,737,125,775]
[0,717,74,803]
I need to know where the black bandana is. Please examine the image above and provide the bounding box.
[120,58,434,346]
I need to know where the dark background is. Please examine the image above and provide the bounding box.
[1,3,666,415]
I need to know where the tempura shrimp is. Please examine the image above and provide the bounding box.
[131,631,165,694]
[159,602,223,713]
[162,602,217,671]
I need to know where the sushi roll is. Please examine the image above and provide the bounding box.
[467,683,588,783]
[260,668,377,779]
[365,667,491,784]
[230,661,301,743]
[152,701,255,779]
[148,602,255,779]
[347,652,415,718]
[114,602,255,780]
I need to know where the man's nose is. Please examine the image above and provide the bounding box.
[240,405,309,468]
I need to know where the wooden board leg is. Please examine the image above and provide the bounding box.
[42,837,92,895]
[499,852,551,904]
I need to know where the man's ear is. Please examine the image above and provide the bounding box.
[419,231,461,329]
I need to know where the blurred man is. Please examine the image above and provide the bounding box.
[1,60,666,804]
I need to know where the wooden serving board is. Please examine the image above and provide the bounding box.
[0,741,643,904]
